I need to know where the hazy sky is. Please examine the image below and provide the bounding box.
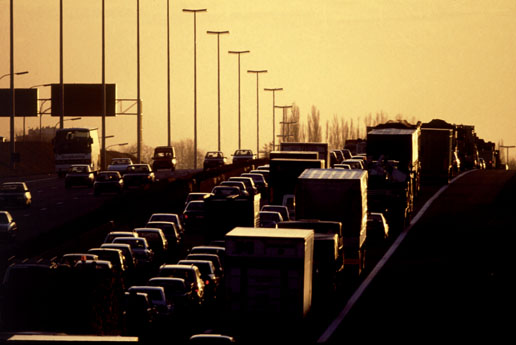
[1,0,516,159]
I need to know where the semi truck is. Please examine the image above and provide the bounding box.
[419,127,453,184]
[366,121,421,232]
[268,158,324,205]
[224,227,314,322]
[279,142,329,168]
[295,168,368,278]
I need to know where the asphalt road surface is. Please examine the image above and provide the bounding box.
[319,169,516,344]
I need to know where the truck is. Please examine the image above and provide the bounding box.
[344,138,367,155]
[52,128,100,177]
[295,168,368,278]
[366,121,421,231]
[224,227,314,322]
[476,138,496,169]
[419,126,453,184]
[268,158,324,205]
[279,142,329,168]
[455,124,479,170]
[269,150,319,161]
[203,192,261,240]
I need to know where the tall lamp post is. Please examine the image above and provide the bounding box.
[207,30,229,151]
[264,87,282,151]
[166,0,171,146]
[228,50,250,150]
[0,71,28,81]
[183,8,207,169]
[247,70,267,158]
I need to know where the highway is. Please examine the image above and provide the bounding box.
[0,168,513,344]
[318,169,515,344]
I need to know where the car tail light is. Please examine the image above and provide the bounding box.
[184,214,189,219]
[205,280,210,285]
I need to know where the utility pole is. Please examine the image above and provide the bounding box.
[101,0,106,170]
[9,0,15,169]
[500,145,515,166]
[248,70,267,158]
[207,30,229,151]
[183,8,207,169]
[137,0,142,163]
[166,0,171,146]
[264,88,283,151]
[228,50,250,150]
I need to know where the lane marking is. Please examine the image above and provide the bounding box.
[317,170,475,344]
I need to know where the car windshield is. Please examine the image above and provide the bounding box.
[0,183,25,192]
[213,187,239,196]
[0,213,9,223]
[112,159,131,165]
[206,152,222,158]
[186,202,205,211]
[69,166,88,173]
[127,165,150,173]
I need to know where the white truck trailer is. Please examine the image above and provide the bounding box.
[224,227,314,322]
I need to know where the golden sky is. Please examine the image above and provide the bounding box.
[1,0,516,159]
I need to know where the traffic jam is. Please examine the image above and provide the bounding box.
[0,119,502,344]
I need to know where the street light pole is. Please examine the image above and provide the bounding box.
[101,0,107,170]
[264,87,283,151]
[228,50,250,150]
[248,70,267,159]
[207,30,229,152]
[137,0,141,163]
[183,8,207,169]
[9,0,15,169]
[0,71,28,81]
[166,0,171,147]
[59,0,64,129]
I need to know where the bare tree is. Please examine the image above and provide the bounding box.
[307,106,322,142]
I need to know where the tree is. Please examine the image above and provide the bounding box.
[307,106,322,142]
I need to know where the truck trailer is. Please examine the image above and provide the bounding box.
[295,168,368,278]
[224,227,314,322]
[419,127,453,184]
[279,142,329,168]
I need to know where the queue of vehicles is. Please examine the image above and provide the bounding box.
[0,120,505,341]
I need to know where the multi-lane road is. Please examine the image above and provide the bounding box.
[1,168,514,344]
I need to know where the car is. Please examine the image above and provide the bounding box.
[177,259,219,300]
[59,253,99,267]
[147,213,185,235]
[104,231,138,244]
[340,149,353,160]
[112,237,155,266]
[203,151,227,170]
[0,210,17,241]
[65,164,95,188]
[100,243,137,272]
[144,221,182,252]
[282,194,296,220]
[151,146,177,172]
[123,164,155,189]
[184,192,212,207]
[157,264,205,305]
[87,247,128,274]
[228,176,258,196]
[261,205,290,222]
[189,246,226,266]
[249,169,270,184]
[256,164,269,171]
[147,277,199,314]
[184,253,224,278]
[231,149,256,164]
[127,286,173,318]
[241,173,268,195]
[93,171,124,195]
[107,157,133,175]
[258,210,283,228]
[134,228,169,260]
[366,212,390,245]
[182,200,206,232]
[215,183,248,198]
[0,182,32,208]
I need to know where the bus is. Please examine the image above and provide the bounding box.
[53,127,100,176]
